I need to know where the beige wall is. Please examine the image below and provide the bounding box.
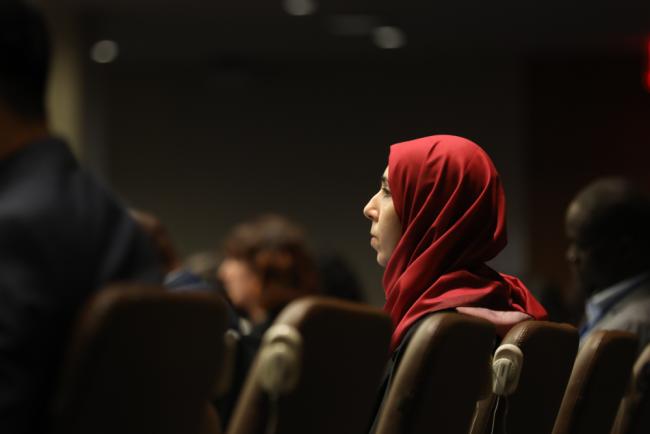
[40,2,85,158]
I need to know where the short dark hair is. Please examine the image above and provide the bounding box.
[575,177,650,250]
[222,214,320,311]
[0,0,51,119]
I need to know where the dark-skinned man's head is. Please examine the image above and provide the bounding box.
[566,177,650,297]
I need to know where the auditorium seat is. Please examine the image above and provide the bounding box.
[226,296,392,434]
[552,330,637,434]
[51,285,230,434]
[373,312,495,434]
[200,404,224,434]
[470,320,579,434]
[611,343,650,434]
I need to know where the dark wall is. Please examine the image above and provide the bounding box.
[97,56,530,305]
[528,53,650,300]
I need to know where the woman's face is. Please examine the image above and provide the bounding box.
[363,167,402,267]
[217,258,263,311]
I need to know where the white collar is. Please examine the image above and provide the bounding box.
[585,272,650,323]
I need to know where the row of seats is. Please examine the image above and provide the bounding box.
[49,286,650,434]
[51,285,229,434]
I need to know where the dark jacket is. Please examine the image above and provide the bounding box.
[0,138,163,434]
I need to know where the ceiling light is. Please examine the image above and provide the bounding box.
[283,0,317,16]
[372,26,406,50]
[91,40,119,64]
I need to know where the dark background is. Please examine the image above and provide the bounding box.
[43,0,650,305]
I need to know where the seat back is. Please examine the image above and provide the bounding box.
[611,343,650,434]
[470,320,579,434]
[52,285,229,434]
[552,330,637,434]
[200,404,224,434]
[227,296,392,434]
[374,313,495,434]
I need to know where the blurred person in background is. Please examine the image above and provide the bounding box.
[0,2,162,433]
[217,214,321,336]
[129,209,182,275]
[129,208,240,329]
[215,214,321,426]
[566,177,650,351]
[130,208,210,290]
[184,250,221,288]
[363,135,547,431]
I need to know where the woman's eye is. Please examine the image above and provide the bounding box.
[381,187,391,196]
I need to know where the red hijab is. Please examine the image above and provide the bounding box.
[383,135,547,350]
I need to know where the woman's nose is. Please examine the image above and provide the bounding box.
[363,195,378,221]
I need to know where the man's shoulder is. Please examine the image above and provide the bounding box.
[598,285,650,330]
[0,138,75,208]
[0,138,128,250]
[2,138,115,215]
[621,280,650,309]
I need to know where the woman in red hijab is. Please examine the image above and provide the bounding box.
[363,135,547,350]
[364,135,547,432]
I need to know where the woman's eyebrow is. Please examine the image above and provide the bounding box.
[381,175,388,185]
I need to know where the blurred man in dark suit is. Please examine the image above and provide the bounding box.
[566,177,650,352]
[0,2,163,432]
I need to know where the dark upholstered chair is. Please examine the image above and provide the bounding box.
[470,320,579,434]
[200,404,224,434]
[51,285,230,434]
[611,343,650,434]
[373,312,496,434]
[226,296,392,434]
[552,330,637,434]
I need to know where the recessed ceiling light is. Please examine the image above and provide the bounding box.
[372,26,407,50]
[283,0,317,17]
[91,40,119,64]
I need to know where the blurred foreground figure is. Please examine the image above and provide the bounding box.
[566,177,650,351]
[0,2,162,433]
[218,214,320,335]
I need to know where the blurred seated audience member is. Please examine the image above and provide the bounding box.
[317,251,366,303]
[217,214,321,336]
[129,209,263,430]
[566,177,650,351]
[184,250,221,288]
[129,209,182,274]
[129,209,240,329]
[0,3,163,433]
[214,214,320,426]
